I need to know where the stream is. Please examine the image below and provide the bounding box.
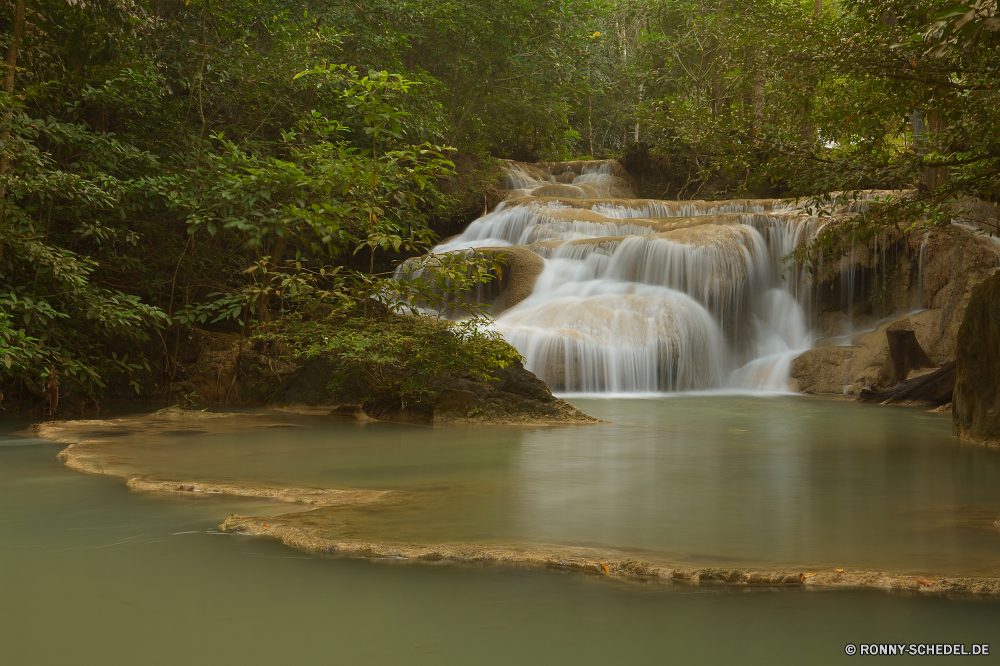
[4,402,1000,664]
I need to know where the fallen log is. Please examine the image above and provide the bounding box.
[859,361,956,407]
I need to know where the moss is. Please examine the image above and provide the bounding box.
[263,313,523,409]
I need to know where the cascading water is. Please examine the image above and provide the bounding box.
[426,160,822,394]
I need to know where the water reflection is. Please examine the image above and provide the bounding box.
[510,397,1000,572]
[4,423,1000,666]
[29,397,1000,575]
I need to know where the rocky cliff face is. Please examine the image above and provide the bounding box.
[790,224,999,396]
[953,271,1000,444]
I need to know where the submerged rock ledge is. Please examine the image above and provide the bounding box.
[54,440,392,508]
[36,411,396,508]
[219,514,1000,596]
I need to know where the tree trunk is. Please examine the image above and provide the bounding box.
[798,1,821,141]
[920,110,949,190]
[910,109,948,189]
[751,69,766,133]
[859,361,955,407]
[878,323,935,386]
[48,365,59,419]
[0,0,27,260]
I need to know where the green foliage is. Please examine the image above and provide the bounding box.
[320,0,605,159]
[263,313,523,408]
[390,251,508,319]
[608,0,1000,260]
[5,0,997,410]
[0,232,168,394]
[0,0,504,405]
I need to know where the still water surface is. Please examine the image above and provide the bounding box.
[71,396,1000,574]
[3,398,1000,665]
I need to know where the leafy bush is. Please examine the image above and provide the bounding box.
[260,312,523,409]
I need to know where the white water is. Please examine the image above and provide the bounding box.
[431,161,821,393]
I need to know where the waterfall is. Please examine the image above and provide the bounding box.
[916,232,929,309]
[426,160,821,394]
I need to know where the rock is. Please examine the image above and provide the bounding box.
[158,329,297,405]
[791,312,938,395]
[953,271,1000,445]
[792,301,989,397]
[465,246,545,316]
[797,224,998,398]
[790,346,859,395]
[426,362,600,424]
[266,357,599,425]
[489,246,545,314]
[267,358,360,408]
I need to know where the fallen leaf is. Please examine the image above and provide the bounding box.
[834,569,844,573]
[600,563,609,573]
[917,579,933,586]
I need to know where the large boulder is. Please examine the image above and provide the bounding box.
[466,246,545,316]
[423,361,598,424]
[790,312,944,395]
[267,357,598,425]
[953,270,1000,444]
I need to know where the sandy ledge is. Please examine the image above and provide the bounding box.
[35,412,393,508]
[218,514,1000,596]
[55,439,392,506]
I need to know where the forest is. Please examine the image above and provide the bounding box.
[0,0,997,414]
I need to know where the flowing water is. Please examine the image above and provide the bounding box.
[433,161,816,392]
[5,405,1000,665]
[425,162,1000,394]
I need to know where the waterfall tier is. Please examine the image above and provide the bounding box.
[427,160,821,393]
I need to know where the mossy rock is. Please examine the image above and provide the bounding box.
[266,357,599,425]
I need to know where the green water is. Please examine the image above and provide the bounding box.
[0,397,1000,665]
[60,396,1000,575]
[3,415,1000,665]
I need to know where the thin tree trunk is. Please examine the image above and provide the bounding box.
[798,1,821,141]
[226,290,251,403]
[588,65,594,156]
[752,69,766,135]
[919,110,949,190]
[364,128,377,317]
[0,0,27,261]
[166,235,193,406]
[48,365,58,420]
[193,1,210,167]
